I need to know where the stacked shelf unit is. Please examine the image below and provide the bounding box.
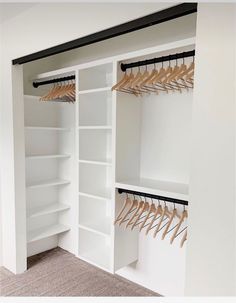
[77,62,114,271]
[24,93,75,257]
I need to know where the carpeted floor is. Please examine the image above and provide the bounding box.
[0,247,159,296]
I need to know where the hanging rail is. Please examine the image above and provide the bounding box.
[32,75,75,88]
[117,188,188,206]
[120,50,195,72]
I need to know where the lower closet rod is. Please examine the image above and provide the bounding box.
[117,188,188,206]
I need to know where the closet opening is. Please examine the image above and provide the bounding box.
[12,9,197,296]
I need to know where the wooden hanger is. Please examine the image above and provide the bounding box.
[162,206,179,240]
[153,203,170,238]
[139,200,156,232]
[130,199,149,230]
[125,198,144,229]
[41,83,60,101]
[145,202,163,235]
[114,196,132,224]
[170,208,188,244]
[119,197,138,226]
[180,229,187,248]
[112,70,130,91]
[132,66,150,89]
[140,64,158,87]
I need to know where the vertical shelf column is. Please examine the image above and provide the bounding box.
[77,62,114,272]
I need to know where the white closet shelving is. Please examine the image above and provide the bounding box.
[24,93,75,256]
[77,62,114,271]
[20,38,195,293]
[116,179,188,201]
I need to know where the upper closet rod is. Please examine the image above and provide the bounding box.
[32,75,75,88]
[117,188,188,206]
[120,50,195,72]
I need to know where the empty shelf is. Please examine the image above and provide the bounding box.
[79,191,111,201]
[79,159,112,166]
[27,179,70,189]
[26,154,71,159]
[28,203,70,218]
[79,217,111,237]
[25,126,71,131]
[28,224,70,243]
[78,87,112,95]
[78,126,112,130]
[116,178,189,201]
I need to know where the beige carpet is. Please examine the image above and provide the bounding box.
[0,247,159,296]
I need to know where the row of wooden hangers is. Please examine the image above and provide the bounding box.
[40,80,75,102]
[114,194,188,248]
[112,57,194,96]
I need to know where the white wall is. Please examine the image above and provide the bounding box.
[0,2,173,274]
[0,21,2,267]
[185,3,236,296]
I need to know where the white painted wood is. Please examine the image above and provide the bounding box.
[79,159,112,166]
[26,179,70,189]
[78,86,112,95]
[25,126,70,131]
[79,161,111,198]
[27,236,58,257]
[79,195,111,236]
[79,129,112,163]
[78,126,112,130]
[24,93,75,258]
[28,224,70,243]
[79,223,110,238]
[28,203,70,218]
[78,227,111,271]
[78,90,112,127]
[26,154,71,159]
[79,192,111,202]
[116,178,188,201]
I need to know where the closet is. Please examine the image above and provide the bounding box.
[3,6,199,294]
[21,36,194,283]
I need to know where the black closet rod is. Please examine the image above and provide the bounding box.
[117,188,188,206]
[120,50,195,72]
[32,75,75,88]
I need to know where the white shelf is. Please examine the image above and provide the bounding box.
[28,224,70,243]
[25,126,71,131]
[79,191,111,201]
[79,86,112,95]
[78,126,112,130]
[79,159,111,166]
[28,203,70,218]
[116,178,189,201]
[27,179,70,189]
[79,217,111,237]
[26,154,71,160]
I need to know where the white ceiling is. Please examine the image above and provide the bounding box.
[0,3,36,24]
